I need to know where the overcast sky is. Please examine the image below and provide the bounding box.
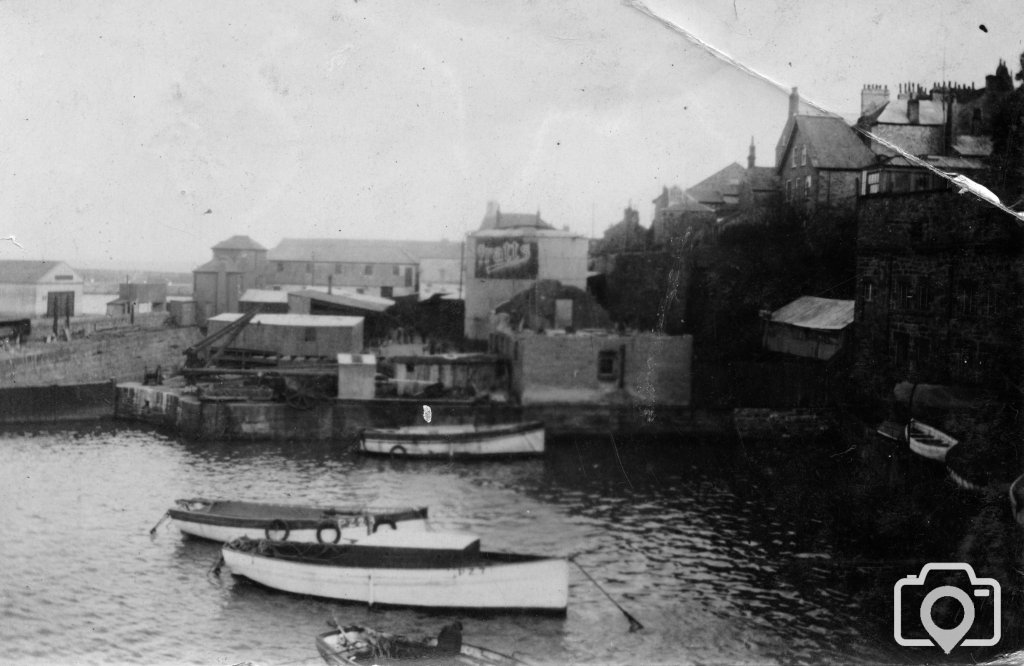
[2,0,1023,271]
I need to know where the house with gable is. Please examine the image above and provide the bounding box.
[776,89,876,212]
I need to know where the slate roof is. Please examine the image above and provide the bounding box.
[769,296,855,331]
[662,192,715,213]
[212,235,266,251]
[0,260,74,283]
[784,116,876,170]
[745,167,779,190]
[953,135,993,157]
[687,162,746,206]
[269,239,417,264]
[193,257,255,273]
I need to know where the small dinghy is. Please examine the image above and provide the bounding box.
[221,529,568,612]
[358,422,545,459]
[161,499,428,544]
[316,621,529,665]
[905,419,958,462]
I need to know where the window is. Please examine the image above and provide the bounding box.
[785,180,793,201]
[801,145,808,166]
[277,262,284,272]
[364,265,373,276]
[791,146,798,167]
[304,328,317,342]
[597,350,618,381]
[54,274,73,281]
[866,171,880,195]
[393,265,400,276]
[804,175,812,198]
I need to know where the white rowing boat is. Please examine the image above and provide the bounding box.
[905,419,958,462]
[221,529,568,612]
[163,499,428,544]
[358,422,545,459]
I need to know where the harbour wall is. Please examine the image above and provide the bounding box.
[0,327,202,388]
[114,382,734,440]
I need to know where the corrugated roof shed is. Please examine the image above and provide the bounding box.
[268,239,419,264]
[0,260,73,283]
[770,296,855,330]
[209,313,363,327]
[290,288,394,313]
[788,116,876,170]
[212,235,266,251]
[239,289,290,303]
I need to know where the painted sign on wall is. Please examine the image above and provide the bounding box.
[474,239,538,279]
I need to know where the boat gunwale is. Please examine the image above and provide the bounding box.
[168,501,428,529]
[314,630,527,665]
[223,538,561,569]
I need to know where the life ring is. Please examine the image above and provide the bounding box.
[373,520,397,533]
[265,519,290,541]
[389,445,407,458]
[316,522,342,544]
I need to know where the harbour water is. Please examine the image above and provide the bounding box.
[0,422,1000,665]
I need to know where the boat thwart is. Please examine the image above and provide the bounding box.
[905,419,958,462]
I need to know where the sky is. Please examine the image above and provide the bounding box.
[2,0,1023,271]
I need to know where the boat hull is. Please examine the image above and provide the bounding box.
[316,630,526,666]
[906,420,957,462]
[359,422,545,459]
[222,543,568,612]
[168,500,428,544]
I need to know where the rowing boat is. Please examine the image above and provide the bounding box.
[316,621,529,665]
[163,498,428,544]
[358,422,545,459]
[905,419,958,462]
[221,529,568,612]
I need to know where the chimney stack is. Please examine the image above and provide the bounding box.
[860,83,890,116]
[789,87,800,118]
[748,137,756,169]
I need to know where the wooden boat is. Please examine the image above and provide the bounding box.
[358,422,545,459]
[164,499,429,544]
[221,529,568,612]
[905,419,958,462]
[316,622,529,665]
[1011,474,1024,528]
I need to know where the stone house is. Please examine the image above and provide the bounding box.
[854,174,1022,395]
[776,92,876,212]
[650,185,716,247]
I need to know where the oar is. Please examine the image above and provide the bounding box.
[569,556,643,632]
[149,511,170,538]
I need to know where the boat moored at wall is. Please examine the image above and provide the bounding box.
[358,421,545,459]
